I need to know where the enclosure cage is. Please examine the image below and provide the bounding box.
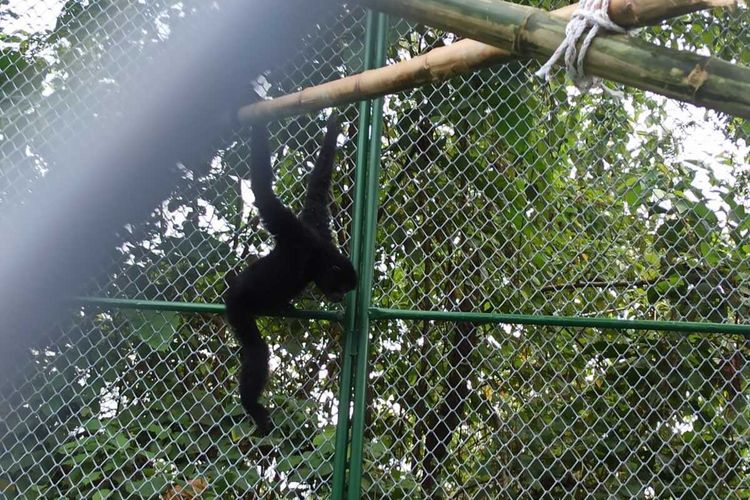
[1,0,750,498]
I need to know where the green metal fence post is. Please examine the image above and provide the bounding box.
[347,13,388,500]
[331,10,379,500]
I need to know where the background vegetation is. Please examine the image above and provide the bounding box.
[0,0,748,497]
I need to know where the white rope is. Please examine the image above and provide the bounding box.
[535,0,627,91]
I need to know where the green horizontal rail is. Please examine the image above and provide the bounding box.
[370,307,750,335]
[72,298,750,335]
[74,297,343,321]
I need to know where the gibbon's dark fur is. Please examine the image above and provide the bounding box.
[224,114,357,434]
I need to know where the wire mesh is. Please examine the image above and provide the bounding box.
[1,2,365,497]
[360,7,750,498]
[0,0,187,210]
[362,321,750,498]
[1,0,749,499]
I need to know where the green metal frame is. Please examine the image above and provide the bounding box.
[73,10,750,500]
[370,307,750,335]
[75,297,750,336]
[346,14,388,499]
[331,10,383,498]
[75,297,341,321]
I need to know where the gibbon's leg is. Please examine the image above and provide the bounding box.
[300,113,340,241]
[237,320,272,435]
[225,279,273,435]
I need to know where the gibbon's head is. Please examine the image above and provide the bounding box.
[313,248,357,302]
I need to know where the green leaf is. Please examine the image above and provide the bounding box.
[126,310,179,351]
[62,452,90,466]
[306,450,323,469]
[0,48,31,85]
[92,490,112,500]
[312,426,337,448]
[624,183,642,207]
[277,455,303,472]
[582,341,631,359]
[124,476,170,497]
[532,252,547,268]
[674,198,691,214]
[59,440,80,453]
[699,241,722,266]
[315,461,334,476]
[281,337,303,356]
[367,440,389,460]
[80,470,103,487]
[83,418,103,433]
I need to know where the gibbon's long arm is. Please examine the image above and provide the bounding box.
[249,122,306,239]
[300,114,340,241]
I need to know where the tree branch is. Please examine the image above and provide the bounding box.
[540,278,660,293]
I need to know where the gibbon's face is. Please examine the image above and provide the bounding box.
[314,254,357,302]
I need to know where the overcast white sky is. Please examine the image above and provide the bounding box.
[0,0,64,34]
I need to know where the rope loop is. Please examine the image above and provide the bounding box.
[535,0,628,91]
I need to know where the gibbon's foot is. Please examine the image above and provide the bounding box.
[249,403,272,436]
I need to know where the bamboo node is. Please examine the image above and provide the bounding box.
[685,63,710,93]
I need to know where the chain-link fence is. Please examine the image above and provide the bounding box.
[1,0,749,498]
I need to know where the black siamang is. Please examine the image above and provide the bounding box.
[224,114,357,434]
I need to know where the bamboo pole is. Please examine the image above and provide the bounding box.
[237,0,746,122]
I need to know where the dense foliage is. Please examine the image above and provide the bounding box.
[0,0,748,498]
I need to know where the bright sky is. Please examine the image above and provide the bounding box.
[0,0,64,34]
